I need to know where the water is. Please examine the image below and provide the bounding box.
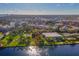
[0,45,79,56]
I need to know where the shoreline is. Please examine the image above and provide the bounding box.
[1,41,79,48]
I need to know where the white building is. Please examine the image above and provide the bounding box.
[42,32,63,41]
[59,26,79,32]
[0,24,9,29]
[42,32,62,38]
[10,22,15,28]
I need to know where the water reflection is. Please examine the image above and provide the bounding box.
[0,45,79,56]
[0,47,5,50]
[15,46,56,56]
[25,46,48,56]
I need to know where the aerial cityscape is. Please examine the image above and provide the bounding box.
[0,3,79,56]
[0,15,79,47]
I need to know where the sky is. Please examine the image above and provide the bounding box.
[0,3,79,15]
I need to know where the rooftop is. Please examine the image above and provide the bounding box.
[42,32,62,37]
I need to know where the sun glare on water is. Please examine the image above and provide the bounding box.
[26,46,48,56]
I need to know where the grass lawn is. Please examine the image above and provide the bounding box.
[1,35,10,47]
[18,44,26,46]
[53,42,64,45]
[8,35,20,46]
[1,31,79,47]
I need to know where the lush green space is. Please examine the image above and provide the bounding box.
[0,27,79,48]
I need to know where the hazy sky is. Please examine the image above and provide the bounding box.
[0,3,79,15]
